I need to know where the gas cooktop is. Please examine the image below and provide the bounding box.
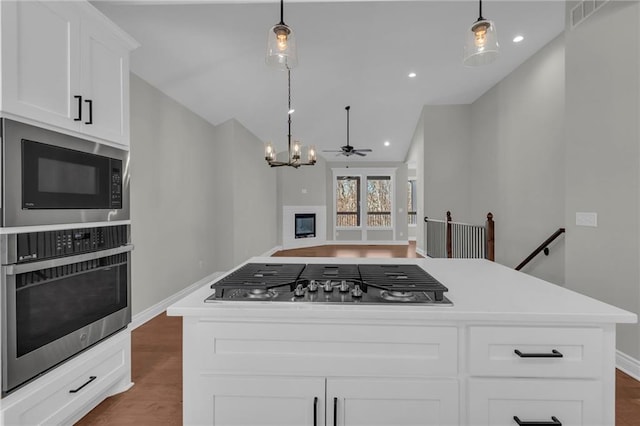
[204,263,452,306]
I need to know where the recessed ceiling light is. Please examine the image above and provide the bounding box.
[384,141,390,146]
[513,35,524,43]
[408,72,417,78]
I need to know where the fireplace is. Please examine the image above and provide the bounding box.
[295,213,316,239]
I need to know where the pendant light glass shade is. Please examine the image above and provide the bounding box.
[266,0,298,70]
[463,1,499,67]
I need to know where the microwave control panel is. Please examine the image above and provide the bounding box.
[16,225,129,262]
[110,161,123,209]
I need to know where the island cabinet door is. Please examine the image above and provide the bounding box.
[326,378,458,426]
[185,375,326,426]
[468,379,604,426]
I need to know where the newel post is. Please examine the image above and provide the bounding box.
[446,211,452,259]
[486,212,495,261]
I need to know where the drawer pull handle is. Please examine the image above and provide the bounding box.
[514,349,563,358]
[74,95,82,121]
[313,396,318,426]
[85,99,93,125]
[513,416,562,426]
[69,376,97,393]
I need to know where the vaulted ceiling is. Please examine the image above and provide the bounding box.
[95,0,565,162]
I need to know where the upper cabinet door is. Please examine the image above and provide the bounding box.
[80,21,130,146]
[1,1,82,131]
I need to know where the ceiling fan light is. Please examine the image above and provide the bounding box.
[266,23,298,70]
[464,18,499,66]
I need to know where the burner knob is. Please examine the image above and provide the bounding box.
[339,280,350,293]
[351,284,363,298]
[323,281,334,292]
[308,280,319,292]
[294,284,305,297]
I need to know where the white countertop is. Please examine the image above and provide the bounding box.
[167,257,637,324]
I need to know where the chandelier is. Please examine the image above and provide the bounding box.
[264,69,316,168]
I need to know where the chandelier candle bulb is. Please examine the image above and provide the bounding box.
[308,145,316,163]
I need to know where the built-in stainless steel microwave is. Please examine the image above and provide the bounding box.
[1,119,130,227]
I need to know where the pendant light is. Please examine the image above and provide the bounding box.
[266,0,298,70]
[463,0,499,66]
[264,69,316,168]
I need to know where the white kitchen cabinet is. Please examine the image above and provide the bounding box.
[190,375,325,426]
[0,329,132,426]
[0,1,81,130]
[327,378,458,426]
[0,0,137,147]
[468,379,603,426]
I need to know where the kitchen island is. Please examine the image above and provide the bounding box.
[168,256,636,426]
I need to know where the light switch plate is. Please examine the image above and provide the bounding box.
[576,212,598,227]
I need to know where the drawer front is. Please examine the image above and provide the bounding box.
[3,333,129,426]
[187,321,458,377]
[468,326,603,378]
[468,378,604,426]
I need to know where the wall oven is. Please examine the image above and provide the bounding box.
[1,225,131,395]
[1,118,130,227]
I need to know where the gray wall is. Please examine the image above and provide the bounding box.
[406,35,565,285]
[564,1,640,359]
[470,35,565,284]
[129,74,277,316]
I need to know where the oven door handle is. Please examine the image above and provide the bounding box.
[5,245,134,275]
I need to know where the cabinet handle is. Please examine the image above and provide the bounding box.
[85,99,93,125]
[514,349,563,358]
[333,397,338,426]
[313,396,318,426]
[513,416,562,426]
[74,95,82,121]
[69,375,97,393]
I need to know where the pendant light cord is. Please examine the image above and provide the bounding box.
[280,0,285,25]
[477,0,485,21]
[287,67,292,155]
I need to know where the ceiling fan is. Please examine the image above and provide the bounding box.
[323,106,373,157]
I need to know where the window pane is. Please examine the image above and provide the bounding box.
[367,176,391,227]
[336,176,360,227]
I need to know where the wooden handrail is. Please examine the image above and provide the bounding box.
[515,228,566,271]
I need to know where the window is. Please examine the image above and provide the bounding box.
[367,176,392,227]
[336,176,360,227]
[408,179,417,226]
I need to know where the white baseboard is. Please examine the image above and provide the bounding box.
[408,236,417,241]
[416,247,427,257]
[130,271,225,330]
[261,246,282,257]
[617,350,640,381]
[328,240,408,246]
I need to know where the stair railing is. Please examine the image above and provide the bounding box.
[515,228,566,271]
[424,212,494,261]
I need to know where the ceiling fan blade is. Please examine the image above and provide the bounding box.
[355,149,372,152]
[353,151,366,156]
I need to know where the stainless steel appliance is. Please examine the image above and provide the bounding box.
[205,263,452,305]
[1,225,132,395]
[1,118,130,227]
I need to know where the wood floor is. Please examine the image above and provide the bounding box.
[77,243,640,425]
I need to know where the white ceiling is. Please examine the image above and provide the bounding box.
[94,0,565,162]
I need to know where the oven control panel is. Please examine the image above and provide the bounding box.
[16,225,129,262]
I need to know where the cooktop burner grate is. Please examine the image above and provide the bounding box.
[358,264,448,301]
[210,263,305,290]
